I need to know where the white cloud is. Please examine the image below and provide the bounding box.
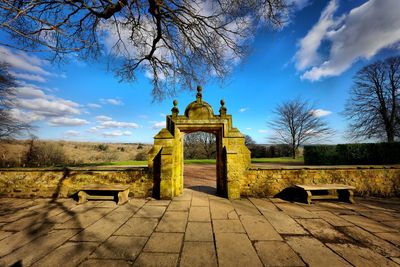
[100,98,123,106]
[296,0,400,81]
[49,117,89,126]
[290,0,311,10]
[14,86,47,98]
[87,103,101,109]
[87,127,99,133]
[0,46,50,75]
[102,130,132,137]
[152,121,165,129]
[310,109,332,117]
[258,129,270,134]
[96,115,112,121]
[239,107,249,113]
[8,109,45,123]
[99,120,139,129]
[15,97,80,116]
[246,127,252,131]
[295,0,339,71]
[65,130,80,137]
[9,71,47,83]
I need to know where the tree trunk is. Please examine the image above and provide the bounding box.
[292,145,296,159]
[387,130,395,143]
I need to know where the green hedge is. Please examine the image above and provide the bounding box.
[304,143,400,165]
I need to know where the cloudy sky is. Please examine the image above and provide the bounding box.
[1,0,400,144]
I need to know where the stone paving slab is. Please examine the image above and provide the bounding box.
[180,241,217,267]
[215,232,263,267]
[191,195,209,207]
[210,199,238,220]
[338,226,400,257]
[254,241,305,266]
[313,210,354,227]
[70,211,132,242]
[167,200,191,211]
[296,218,351,243]
[185,222,213,241]
[261,210,307,235]
[90,235,147,260]
[114,217,158,236]
[240,215,282,241]
[133,252,179,267]
[232,199,262,216]
[285,236,352,266]
[0,222,54,257]
[156,211,188,232]
[213,219,245,233]
[143,232,184,253]
[31,241,99,267]
[0,229,80,266]
[340,214,398,233]
[188,206,211,222]
[133,205,166,218]
[79,259,131,267]
[327,243,399,267]
[249,198,279,211]
[1,192,400,266]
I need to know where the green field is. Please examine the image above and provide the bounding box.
[71,157,304,167]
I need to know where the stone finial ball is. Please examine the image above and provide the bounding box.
[220,99,225,106]
[197,85,202,92]
[173,99,178,106]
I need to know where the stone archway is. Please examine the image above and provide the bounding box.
[148,86,250,199]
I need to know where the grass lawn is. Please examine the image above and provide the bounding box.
[70,157,304,167]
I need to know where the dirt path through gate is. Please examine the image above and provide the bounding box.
[184,164,217,194]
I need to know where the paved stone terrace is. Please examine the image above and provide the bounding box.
[0,191,400,267]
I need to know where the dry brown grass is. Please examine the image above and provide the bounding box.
[0,140,151,167]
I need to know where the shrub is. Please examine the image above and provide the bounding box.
[24,141,68,167]
[304,142,400,165]
[96,144,108,151]
[135,150,148,161]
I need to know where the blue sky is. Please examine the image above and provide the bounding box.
[1,0,400,144]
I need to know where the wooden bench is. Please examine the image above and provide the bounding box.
[295,184,356,205]
[78,185,130,205]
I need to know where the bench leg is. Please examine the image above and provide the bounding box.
[78,191,88,204]
[306,190,312,205]
[338,189,355,204]
[348,190,355,204]
[118,189,129,205]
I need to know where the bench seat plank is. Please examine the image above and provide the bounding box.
[295,183,355,205]
[78,184,130,205]
[296,184,356,191]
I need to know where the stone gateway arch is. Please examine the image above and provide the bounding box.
[148,86,251,199]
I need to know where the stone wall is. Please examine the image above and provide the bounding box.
[0,166,151,198]
[242,166,400,197]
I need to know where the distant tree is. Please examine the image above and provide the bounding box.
[269,98,333,158]
[0,62,31,139]
[343,56,400,142]
[244,135,256,148]
[0,1,287,100]
[184,132,216,159]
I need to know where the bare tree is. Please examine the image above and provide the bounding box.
[0,0,287,100]
[0,62,31,139]
[269,98,333,158]
[184,131,216,159]
[343,56,400,142]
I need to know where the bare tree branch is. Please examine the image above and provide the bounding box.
[0,62,32,139]
[343,56,400,142]
[0,0,287,100]
[269,98,333,158]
